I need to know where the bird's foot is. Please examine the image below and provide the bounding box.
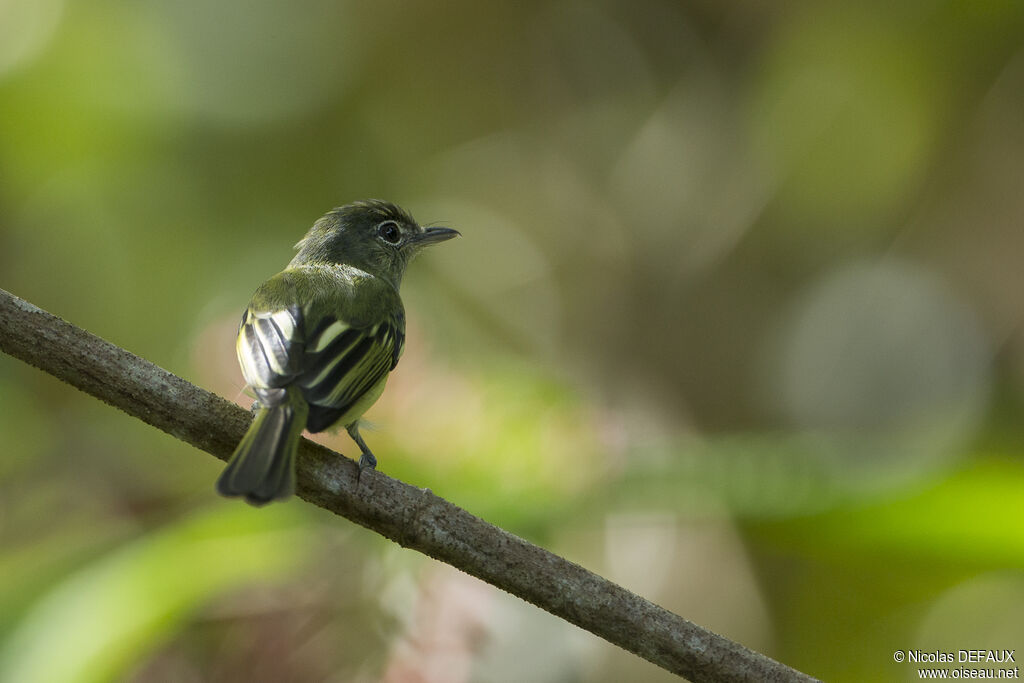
[356,450,377,485]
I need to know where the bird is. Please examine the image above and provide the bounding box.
[216,199,459,505]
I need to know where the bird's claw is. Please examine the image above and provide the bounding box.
[356,451,377,485]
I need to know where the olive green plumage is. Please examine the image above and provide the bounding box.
[217,200,459,506]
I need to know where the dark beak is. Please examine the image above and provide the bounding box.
[411,226,461,246]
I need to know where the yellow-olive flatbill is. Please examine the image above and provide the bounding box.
[217,200,459,505]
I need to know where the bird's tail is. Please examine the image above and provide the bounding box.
[216,387,309,506]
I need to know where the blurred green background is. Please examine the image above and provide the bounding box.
[2,1,1023,681]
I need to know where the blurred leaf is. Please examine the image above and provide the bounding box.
[0,504,311,683]
[0,523,133,640]
[0,0,64,79]
[752,457,1024,566]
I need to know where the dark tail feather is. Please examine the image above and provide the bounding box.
[217,394,308,506]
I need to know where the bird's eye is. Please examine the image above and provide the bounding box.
[377,221,402,245]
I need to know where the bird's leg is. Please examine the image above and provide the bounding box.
[347,423,377,470]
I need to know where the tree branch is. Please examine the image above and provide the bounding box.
[0,287,818,683]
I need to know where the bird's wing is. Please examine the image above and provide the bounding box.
[236,305,305,393]
[236,266,405,418]
[295,313,404,410]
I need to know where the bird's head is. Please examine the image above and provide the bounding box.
[291,199,459,287]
